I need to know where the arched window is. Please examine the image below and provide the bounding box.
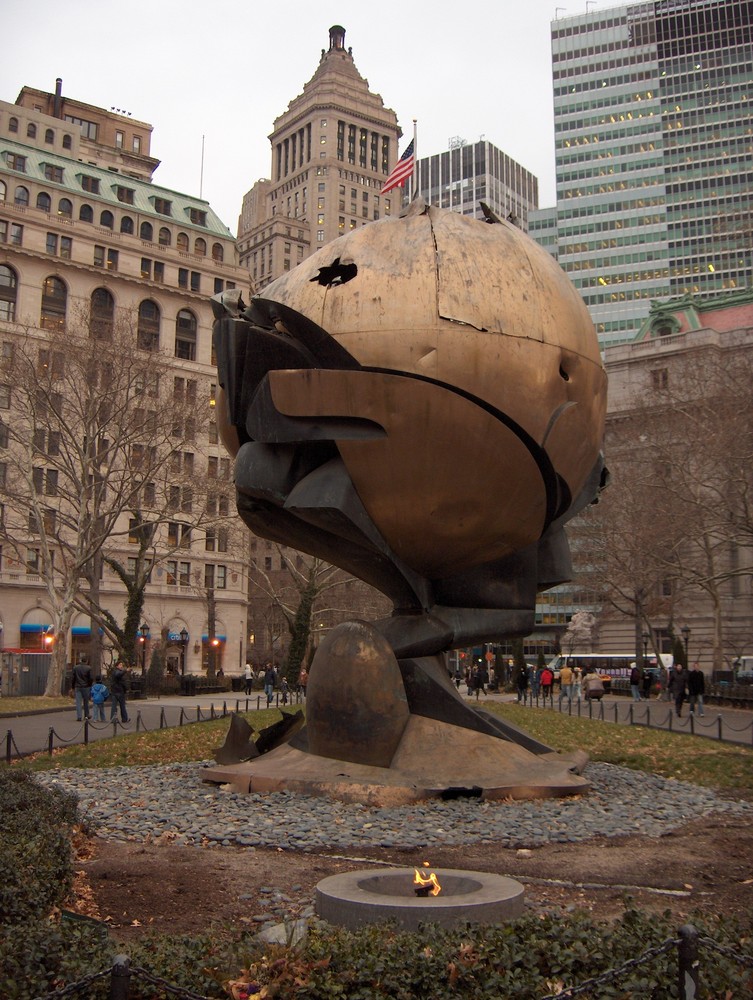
[8,117,18,133]
[176,232,189,252]
[0,181,5,203]
[175,309,197,360]
[211,242,224,262]
[120,216,134,235]
[90,288,114,340]
[58,197,72,218]
[14,186,29,207]
[40,276,67,331]
[158,227,171,246]
[27,123,37,139]
[137,300,160,351]
[44,128,55,145]
[0,265,18,321]
[100,210,114,229]
[140,221,153,241]
[62,134,72,149]
[194,237,207,256]
[36,191,52,212]
[79,204,93,223]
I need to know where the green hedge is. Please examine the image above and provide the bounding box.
[0,769,79,926]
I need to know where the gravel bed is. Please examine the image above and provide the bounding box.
[36,761,751,852]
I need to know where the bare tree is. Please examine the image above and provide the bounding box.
[248,545,390,681]
[0,307,234,694]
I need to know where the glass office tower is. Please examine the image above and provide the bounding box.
[547,0,752,347]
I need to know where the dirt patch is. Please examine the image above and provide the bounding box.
[71,810,753,940]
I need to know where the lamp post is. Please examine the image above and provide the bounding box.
[681,624,690,666]
[642,631,649,662]
[179,627,189,676]
[139,622,149,676]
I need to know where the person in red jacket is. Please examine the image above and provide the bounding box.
[540,665,554,702]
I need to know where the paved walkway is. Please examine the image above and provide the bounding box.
[2,689,752,761]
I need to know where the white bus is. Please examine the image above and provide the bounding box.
[549,652,673,689]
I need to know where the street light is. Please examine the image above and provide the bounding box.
[139,622,149,675]
[179,627,189,676]
[681,624,690,665]
[642,631,649,661]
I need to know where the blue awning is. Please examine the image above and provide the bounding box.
[202,634,227,642]
[72,626,91,636]
[20,623,53,633]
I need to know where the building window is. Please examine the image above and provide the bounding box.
[0,266,18,322]
[8,154,26,172]
[44,164,63,183]
[211,243,224,262]
[0,383,10,408]
[189,208,207,226]
[14,186,29,206]
[195,237,206,256]
[90,288,114,340]
[133,135,142,153]
[137,299,160,351]
[116,185,134,204]
[175,310,197,360]
[190,271,200,292]
[140,258,152,279]
[154,261,164,282]
[58,197,72,218]
[79,204,93,222]
[651,368,668,390]
[100,210,114,229]
[178,268,188,289]
[62,134,72,149]
[8,117,18,133]
[154,198,172,216]
[140,221,153,241]
[115,130,124,149]
[65,114,98,140]
[120,216,134,235]
[46,233,58,255]
[94,245,105,267]
[44,128,54,144]
[40,276,67,331]
[158,227,171,246]
[81,175,100,194]
[10,224,23,246]
[177,232,189,252]
[37,192,52,212]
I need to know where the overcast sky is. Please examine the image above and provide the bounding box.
[3,0,598,233]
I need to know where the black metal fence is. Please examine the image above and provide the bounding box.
[3,691,303,764]
[28,924,753,999]
[518,690,753,745]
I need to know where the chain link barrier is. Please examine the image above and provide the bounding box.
[540,937,678,999]
[699,935,753,970]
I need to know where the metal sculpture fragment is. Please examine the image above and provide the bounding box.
[205,199,607,802]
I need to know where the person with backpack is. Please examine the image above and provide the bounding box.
[109,662,130,723]
[71,657,93,722]
[90,676,109,721]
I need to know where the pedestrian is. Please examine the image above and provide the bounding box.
[109,662,130,723]
[668,662,688,718]
[688,662,705,717]
[515,662,528,703]
[71,657,93,722]
[559,661,574,705]
[642,667,653,701]
[90,675,109,722]
[630,662,642,702]
[243,662,253,696]
[660,664,670,701]
[540,665,554,702]
[530,664,541,700]
[572,666,583,702]
[297,665,308,696]
[264,662,276,705]
[280,676,290,705]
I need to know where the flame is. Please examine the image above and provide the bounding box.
[413,861,441,896]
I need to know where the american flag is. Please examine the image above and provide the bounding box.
[381,139,415,195]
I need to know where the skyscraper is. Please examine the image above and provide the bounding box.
[236,25,402,289]
[412,137,539,228]
[538,0,752,347]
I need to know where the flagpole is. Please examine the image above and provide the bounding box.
[412,119,418,201]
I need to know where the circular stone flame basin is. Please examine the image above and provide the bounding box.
[315,868,525,931]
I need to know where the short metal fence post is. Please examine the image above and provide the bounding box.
[48,727,54,756]
[717,715,723,741]
[6,730,11,764]
[669,711,673,731]
[179,708,185,726]
[257,696,261,710]
[210,704,216,720]
[689,713,695,736]
[84,719,90,745]
[196,706,201,722]
[629,704,634,725]
[160,708,167,728]
[677,924,699,999]
[223,700,227,716]
[108,953,132,999]
[647,704,651,728]
[614,702,618,724]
